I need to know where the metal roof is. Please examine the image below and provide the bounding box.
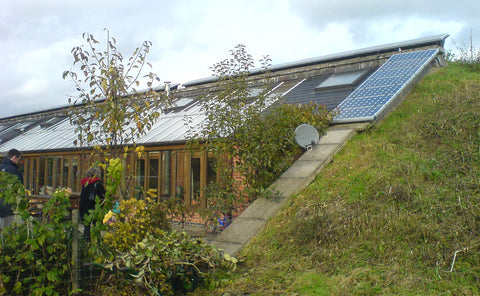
[184,34,449,87]
[0,34,448,154]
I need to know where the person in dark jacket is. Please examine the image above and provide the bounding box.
[0,149,24,228]
[79,166,105,241]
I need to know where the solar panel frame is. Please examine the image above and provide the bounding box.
[332,48,439,123]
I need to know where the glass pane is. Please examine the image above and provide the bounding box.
[136,159,146,191]
[32,158,38,194]
[39,158,45,194]
[148,158,159,191]
[63,158,70,188]
[175,151,184,200]
[161,151,171,196]
[71,158,78,191]
[54,158,61,188]
[316,70,368,89]
[190,157,201,204]
[23,158,30,189]
[44,158,56,194]
[46,158,53,187]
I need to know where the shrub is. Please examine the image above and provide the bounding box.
[102,197,170,252]
[0,180,74,296]
[95,198,236,295]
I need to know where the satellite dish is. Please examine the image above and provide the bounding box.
[295,124,320,149]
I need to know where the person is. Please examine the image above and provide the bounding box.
[0,149,24,228]
[79,166,105,241]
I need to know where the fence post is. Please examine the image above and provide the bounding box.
[72,209,80,293]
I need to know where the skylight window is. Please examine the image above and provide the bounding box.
[173,97,194,108]
[165,97,195,113]
[13,122,35,132]
[40,117,66,128]
[315,70,368,90]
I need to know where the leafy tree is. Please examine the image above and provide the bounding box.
[63,30,167,158]
[63,30,169,200]
[187,45,332,214]
[185,44,271,213]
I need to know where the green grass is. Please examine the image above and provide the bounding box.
[191,62,480,295]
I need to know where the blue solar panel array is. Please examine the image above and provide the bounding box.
[332,48,439,123]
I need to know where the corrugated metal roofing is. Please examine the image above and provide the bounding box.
[0,118,78,152]
[0,34,448,154]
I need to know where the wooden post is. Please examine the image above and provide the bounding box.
[71,209,80,293]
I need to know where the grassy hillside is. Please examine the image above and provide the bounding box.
[193,62,480,295]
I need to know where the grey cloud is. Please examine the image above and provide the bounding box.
[288,0,479,26]
[0,0,474,118]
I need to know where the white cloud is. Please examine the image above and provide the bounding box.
[11,79,48,97]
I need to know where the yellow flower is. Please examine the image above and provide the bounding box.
[103,210,114,224]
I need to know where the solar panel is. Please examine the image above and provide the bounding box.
[332,48,439,123]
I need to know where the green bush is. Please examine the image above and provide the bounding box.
[0,176,74,296]
[84,160,236,295]
[0,160,235,295]
[96,230,236,295]
[94,197,235,295]
[102,197,170,252]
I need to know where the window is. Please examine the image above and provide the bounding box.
[46,158,54,187]
[20,155,90,196]
[54,158,61,188]
[175,151,185,200]
[136,159,146,192]
[23,158,31,191]
[39,158,45,194]
[315,70,368,90]
[40,116,66,128]
[165,97,195,113]
[71,158,79,191]
[62,158,70,188]
[147,152,163,199]
[190,157,201,204]
[161,151,171,196]
[148,157,159,191]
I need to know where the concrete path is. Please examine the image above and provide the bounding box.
[209,122,368,256]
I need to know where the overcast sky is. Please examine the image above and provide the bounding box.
[1,0,478,118]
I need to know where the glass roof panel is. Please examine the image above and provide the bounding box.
[316,70,368,90]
